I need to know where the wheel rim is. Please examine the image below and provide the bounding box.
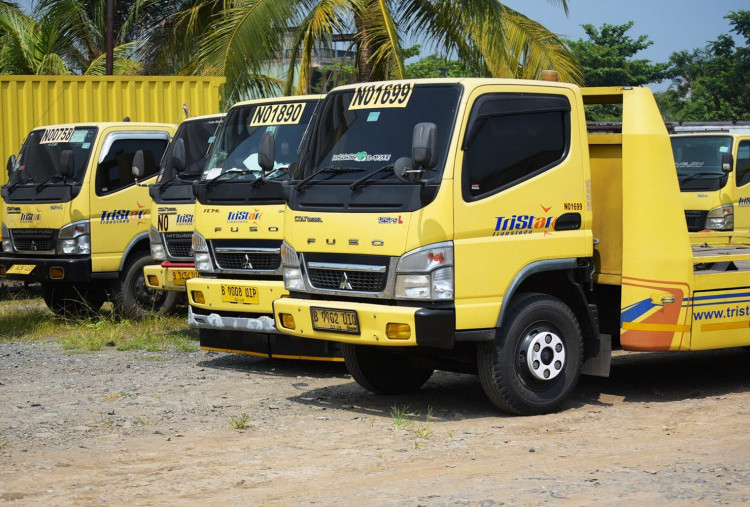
[520,328,566,381]
[133,271,166,311]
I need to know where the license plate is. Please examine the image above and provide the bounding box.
[311,307,360,334]
[171,269,198,286]
[7,264,35,275]
[220,284,259,304]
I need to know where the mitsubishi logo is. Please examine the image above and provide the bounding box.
[30,240,37,251]
[338,272,352,290]
[242,254,253,269]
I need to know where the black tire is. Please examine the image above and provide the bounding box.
[343,343,433,394]
[478,292,583,415]
[40,282,106,319]
[113,251,178,319]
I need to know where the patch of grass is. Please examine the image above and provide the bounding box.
[0,294,200,352]
[135,415,150,426]
[0,437,10,449]
[228,413,251,430]
[390,405,411,431]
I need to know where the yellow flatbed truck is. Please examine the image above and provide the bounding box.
[272,78,750,415]
[143,114,225,299]
[1,122,175,318]
[186,95,341,360]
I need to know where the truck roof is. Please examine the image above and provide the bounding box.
[32,122,175,131]
[180,113,225,123]
[329,77,582,94]
[232,94,324,109]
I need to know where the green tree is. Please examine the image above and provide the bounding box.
[404,54,471,78]
[567,21,668,87]
[659,10,750,121]
[192,0,582,103]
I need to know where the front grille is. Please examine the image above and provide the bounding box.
[215,252,280,271]
[164,232,193,259]
[11,229,56,252]
[308,268,386,292]
[685,210,708,232]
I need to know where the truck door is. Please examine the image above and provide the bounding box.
[732,138,750,232]
[452,84,590,331]
[89,131,170,273]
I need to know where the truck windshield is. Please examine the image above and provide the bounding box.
[160,116,223,180]
[200,100,316,183]
[9,126,97,186]
[672,135,732,181]
[294,84,460,185]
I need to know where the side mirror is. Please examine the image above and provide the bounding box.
[171,138,186,173]
[722,153,734,173]
[6,154,15,176]
[132,150,145,180]
[60,150,75,178]
[412,122,438,170]
[258,131,276,174]
[394,157,415,183]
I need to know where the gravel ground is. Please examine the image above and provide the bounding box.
[1,338,750,505]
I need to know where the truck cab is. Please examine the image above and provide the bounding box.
[0,122,175,318]
[143,114,225,303]
[671,128,750,233]
[186,95,341,360]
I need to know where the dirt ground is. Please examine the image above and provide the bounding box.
[1,338,750,505]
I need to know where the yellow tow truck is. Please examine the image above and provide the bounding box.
[272,78,750,414]
[1,122,175,318]
[186,95,341,360]
[143,114,225,304]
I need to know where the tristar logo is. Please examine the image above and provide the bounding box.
[378,216,403,224]
[176,214,193,226]
[493,214,557,237]
[295,216,322,223]
[20,213,41,223]
[101,209,145,224]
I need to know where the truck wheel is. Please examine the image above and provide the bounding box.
[41,282,106,319]
[478,292,583,415]
[343,343,433,394]
[113,251,178,319]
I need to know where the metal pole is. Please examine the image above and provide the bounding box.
[106,0,114,75]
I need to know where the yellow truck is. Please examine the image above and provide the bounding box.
[273,78,750,415]
[0,122,176,318]
[143,114,225,301]
[671,125,750,233]
[186,95,341,360]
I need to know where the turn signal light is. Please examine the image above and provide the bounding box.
[386,323,411,340]
[49,267,65,279]
[280,313,296,330]
[0,265,6,275]
[147,275,159,286]
[191,290,205,304]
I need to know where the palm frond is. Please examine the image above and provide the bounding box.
[84,40,143,75]
[357,0,405,79]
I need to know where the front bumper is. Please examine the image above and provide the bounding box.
[143,262,197,292]
[188,305,278,333]
[186,277,286,315]
[273,297,456,349]
[0,255,92,283]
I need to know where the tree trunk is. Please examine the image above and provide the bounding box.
[355,6,374,82]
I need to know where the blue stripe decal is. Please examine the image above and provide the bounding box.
[685,291,750,302]
[684,298,750,308]
[620,298,655,323]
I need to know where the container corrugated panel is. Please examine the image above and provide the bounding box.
[0,75,224,184]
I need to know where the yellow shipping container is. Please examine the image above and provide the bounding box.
[0,75,224,185]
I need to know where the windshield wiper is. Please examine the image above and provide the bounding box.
[35,174,66,192]
[295,166,365,191]
[349,165,394,191]
[6,176,34,192]
[205,168,258,189]
[679,171,725,184]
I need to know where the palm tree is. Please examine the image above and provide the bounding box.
[191,0,581,101]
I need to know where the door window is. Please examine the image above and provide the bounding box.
[736,141,750,187]
[96,137,168,195]
[462,93,570,201]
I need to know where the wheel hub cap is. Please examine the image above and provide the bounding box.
[522,331,565,381]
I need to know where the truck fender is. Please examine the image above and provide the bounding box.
[118,232,149,272]
[495,258,578,329]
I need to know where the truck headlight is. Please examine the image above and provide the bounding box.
[192,231,213,272]
[281,241,304,291]
[149,227,166,261]
[395,241,454,301]
[2,223,11,253]
[705,205,733,231]
[57,220,90,255]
